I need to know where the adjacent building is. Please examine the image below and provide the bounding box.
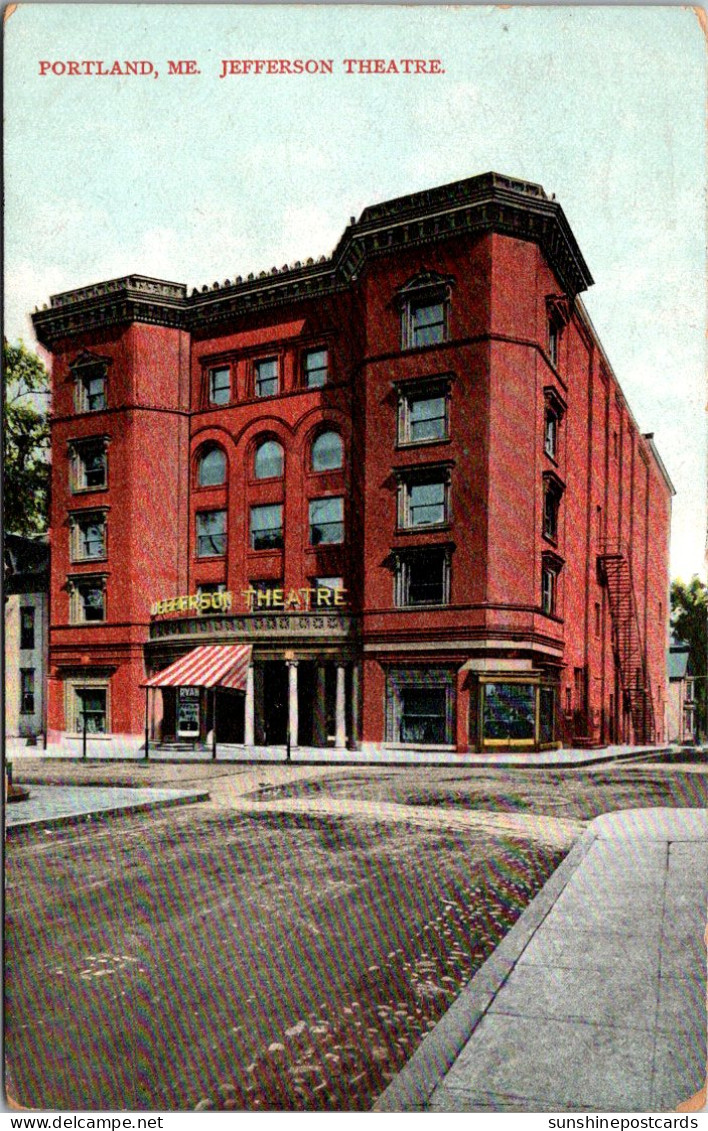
[32,172,673,757]
[4,533,50,741]
[667,634,696,745]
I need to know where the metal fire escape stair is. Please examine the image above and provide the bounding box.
[597,542,656,744]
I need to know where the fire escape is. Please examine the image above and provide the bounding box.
[597,542,656,744]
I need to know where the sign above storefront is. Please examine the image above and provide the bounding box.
[150,587,348,618]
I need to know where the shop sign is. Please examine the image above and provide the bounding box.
[151,587,348,618]
[177,686,200,737]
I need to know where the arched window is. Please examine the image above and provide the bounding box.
[311,431,343,472]
[197,446,226,487]
[254,439,284,480]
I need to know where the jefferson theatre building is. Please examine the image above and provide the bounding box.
[32,172,673,758]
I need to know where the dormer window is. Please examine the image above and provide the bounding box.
[71,354,108,413]
[397,270,454,351]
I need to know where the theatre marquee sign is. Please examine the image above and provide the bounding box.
[150,586,348,617]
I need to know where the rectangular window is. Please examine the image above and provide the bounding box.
[400,478,447,528]
[76,688,107,734]
[541,567,556,615]
[405,300,446,349]
[20,669,35,715]
[209,366,230,406]
[549,323,559,368]
[594,601,601,637]
[303,348,328,388]
[74,364,107,413]
[399,388,448,445]
[20,607,35,650]
[250,504,284,550]
[70,579,106,623]
[196,510,227,557]
[543,483,561,541]
[72,441,107,491]
[544,409,558,459]
[255,358,279,398]
[72,513,106,562]
[315,576,343,593]
[309,497,344,545]
[312,577,345,608]
[396,548,450,607]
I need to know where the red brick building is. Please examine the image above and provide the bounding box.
[33,172,673,757]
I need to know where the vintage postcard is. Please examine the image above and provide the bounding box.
[4,3,707,1120]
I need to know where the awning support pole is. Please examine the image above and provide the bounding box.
[145,688,150,760]
[212,688,217,760]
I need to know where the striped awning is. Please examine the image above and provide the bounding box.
[144,645,252,691]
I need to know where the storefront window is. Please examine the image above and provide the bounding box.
[539,686,555,744]
[400,687,447,744]
[483,683,535,742]
[387,668,454,746]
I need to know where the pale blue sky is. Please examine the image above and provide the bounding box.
[4,4,705,579]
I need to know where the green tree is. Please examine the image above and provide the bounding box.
[3,339,50,536]
[671,575,708,740]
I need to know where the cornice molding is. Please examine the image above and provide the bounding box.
[33,172,594,347]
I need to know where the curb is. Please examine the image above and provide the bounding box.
[373,826,599,1112]
[5,789,210,837]
[6,747,671,769]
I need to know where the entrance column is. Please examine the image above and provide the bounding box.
[287,660,299,747]
[350,663,360,748]
[335,663,347,749]
[313,664,328,747]
[244,665,255,746]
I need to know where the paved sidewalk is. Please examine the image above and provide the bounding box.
[5,784,209,834]
[5,737,669,768]
[376,807,708,1113]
